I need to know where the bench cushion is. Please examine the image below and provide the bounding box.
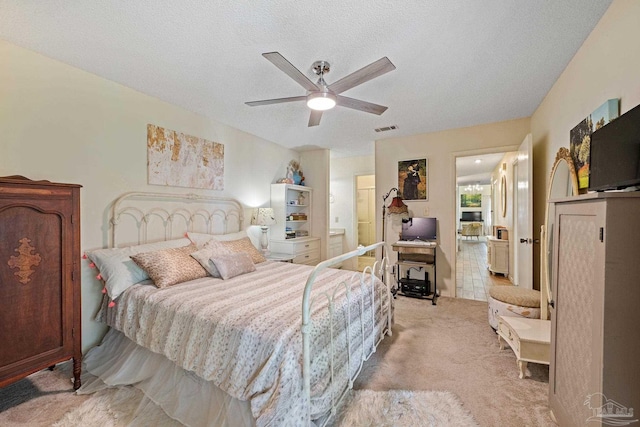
[489,286,541,308]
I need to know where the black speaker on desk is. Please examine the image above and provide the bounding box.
[399,273,430,298]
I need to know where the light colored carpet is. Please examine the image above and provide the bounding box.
[50,386,477,427]
[0,363,89,427]
[353,296,553,426]
[0,296,553,426]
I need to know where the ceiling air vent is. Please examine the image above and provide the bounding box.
[374,125,398,133]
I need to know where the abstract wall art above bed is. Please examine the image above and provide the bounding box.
[147,124,224,190]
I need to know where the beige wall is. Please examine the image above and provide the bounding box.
[531,0,640,289]
[0,40,299,351]
[330,155,376,270]
[490,152,519,230]
[490,151,519,283]
[375,118,530,296]
[300,149,330,259]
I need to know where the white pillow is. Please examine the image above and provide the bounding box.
[85,238,191,300]
[186,230,248,247]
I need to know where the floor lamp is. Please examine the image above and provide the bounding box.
[381,187,409,266]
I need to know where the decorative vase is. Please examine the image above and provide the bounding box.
[292,171,302,185]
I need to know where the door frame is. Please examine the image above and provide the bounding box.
[451,145,519,298]
[353,174,376,264]
[512,160,519,285]
[355,174,376,251]
[512,133,534,289]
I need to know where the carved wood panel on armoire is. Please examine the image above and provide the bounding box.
[0,176,82,390]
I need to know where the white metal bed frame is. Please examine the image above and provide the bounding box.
[108,191,393,426]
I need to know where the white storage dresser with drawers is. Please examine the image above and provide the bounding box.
[269,237,320,266]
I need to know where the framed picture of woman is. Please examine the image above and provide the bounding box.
[398,158,428,201]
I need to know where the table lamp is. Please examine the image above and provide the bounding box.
[251,208,276,253]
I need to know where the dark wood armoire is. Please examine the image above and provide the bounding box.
[0,176,82,389]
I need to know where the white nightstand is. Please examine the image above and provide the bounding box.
[265,252,294,262]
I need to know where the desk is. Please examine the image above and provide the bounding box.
[391,242,438,305]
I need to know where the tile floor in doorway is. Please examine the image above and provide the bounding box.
[456,237,511,301]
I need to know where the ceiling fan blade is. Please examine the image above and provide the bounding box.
[308,110,323,127]
[262,52,319,92]
[328,57,395,95]
[245,96,306,107]
[336,95,388,115]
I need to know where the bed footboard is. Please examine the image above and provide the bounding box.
[301,241,391,426]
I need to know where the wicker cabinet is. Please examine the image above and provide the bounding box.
[0,176,82,389]
[549,193,640,426]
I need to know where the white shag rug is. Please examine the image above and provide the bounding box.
[53,386,181,427]
[54,387,478,427]
[332,389,478,427]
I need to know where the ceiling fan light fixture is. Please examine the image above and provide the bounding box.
[306,92,336,111]
[246,53,395,125]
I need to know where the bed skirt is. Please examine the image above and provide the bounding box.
[78,328,255,427]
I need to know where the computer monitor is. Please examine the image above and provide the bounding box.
[401,217,437,241]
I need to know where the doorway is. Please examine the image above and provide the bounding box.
[356,175,376,269]
[455,152,512,301]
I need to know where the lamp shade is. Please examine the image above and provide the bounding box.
[387,196,408,215]
[251,208,276,226]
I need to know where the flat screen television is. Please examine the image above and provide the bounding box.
[589,103,640,192]
[401,217,437,241]
[461,211,482,221]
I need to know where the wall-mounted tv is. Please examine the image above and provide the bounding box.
[401,217,437,241]
[461,211,482,222]
[589,103,640,192]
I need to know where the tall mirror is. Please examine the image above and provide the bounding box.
[500,175,507,217]
[541,147,578,319]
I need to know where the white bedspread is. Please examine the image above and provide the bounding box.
[101,261,390,426]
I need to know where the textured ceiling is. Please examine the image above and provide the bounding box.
[0,1,612,157]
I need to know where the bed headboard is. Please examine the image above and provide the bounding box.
[110,191,244,248]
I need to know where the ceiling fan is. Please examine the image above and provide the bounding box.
[245,52,396,127]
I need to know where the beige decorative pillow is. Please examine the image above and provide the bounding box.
[190,239,232,277]
[130,244,208,288]
[211,253,256,280]
[220,237,266,264]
